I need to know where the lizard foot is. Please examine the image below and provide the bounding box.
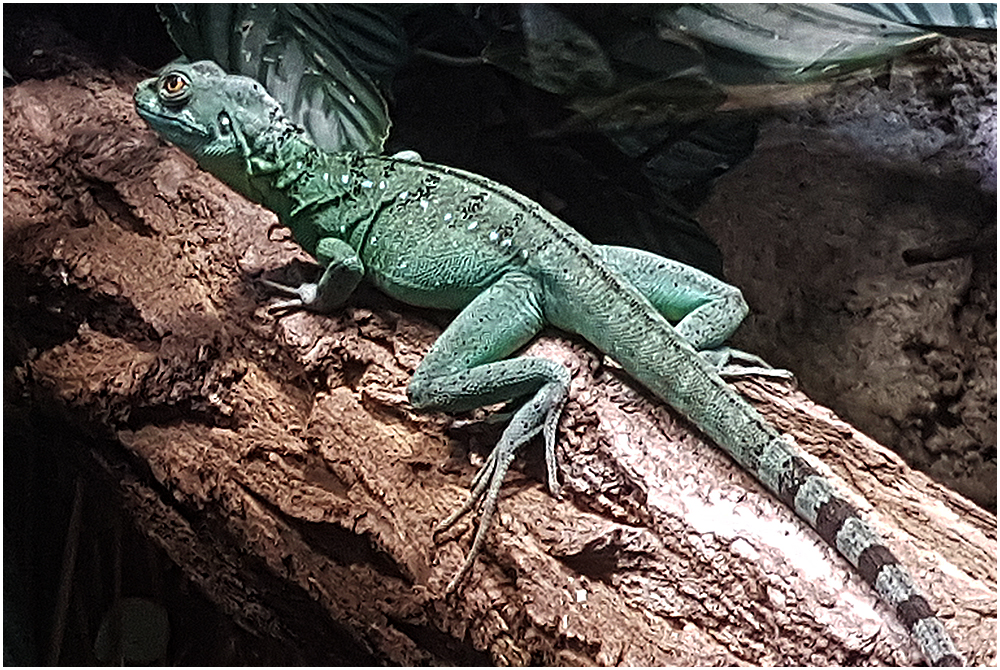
[435,380,567,593]
[261,272,354,314]
[261,278,317,314]
[701,346,795,380]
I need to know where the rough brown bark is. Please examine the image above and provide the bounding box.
[5,67,996,666]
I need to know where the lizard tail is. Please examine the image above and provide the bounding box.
[645,356,967,664]
[560,266,965,665]
[636,339,966,665]
[762,437,966,666]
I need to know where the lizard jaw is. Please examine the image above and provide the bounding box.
[135,105,212,146]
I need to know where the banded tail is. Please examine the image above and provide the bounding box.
[626,326,964,665]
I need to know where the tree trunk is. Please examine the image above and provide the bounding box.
[4,66,996,666]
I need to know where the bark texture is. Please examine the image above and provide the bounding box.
[4,67,996,666]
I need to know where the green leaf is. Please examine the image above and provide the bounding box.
[518,4,615,96]
[482,6,727,132]
[656,4,938,84]
[841,3,997,30]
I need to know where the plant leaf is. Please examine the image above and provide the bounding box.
[841,3,997,30]
[656,4,938,84]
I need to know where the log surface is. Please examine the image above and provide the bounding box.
[4,67,996,665]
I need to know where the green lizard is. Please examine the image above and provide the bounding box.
[134,60,964,666]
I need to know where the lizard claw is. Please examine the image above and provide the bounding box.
[718,365,795,380]
[701,346,795,380]
[261,278,320,314]
[262,278,318,300]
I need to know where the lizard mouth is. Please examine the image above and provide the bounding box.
[135,105,212,143]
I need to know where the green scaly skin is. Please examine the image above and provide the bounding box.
[134,60,964,666]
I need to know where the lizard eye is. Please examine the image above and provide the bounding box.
[158,72,191,105]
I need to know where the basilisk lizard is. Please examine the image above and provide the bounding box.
[134,60,965,665]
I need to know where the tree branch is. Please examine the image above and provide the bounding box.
[5,67,995,666]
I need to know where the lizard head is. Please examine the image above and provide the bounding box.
[134,60,296,177]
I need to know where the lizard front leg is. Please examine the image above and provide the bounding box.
[598,245,793,379]
[265,236,364,313]
[407,271,570,591]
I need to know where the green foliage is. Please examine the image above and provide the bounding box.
[657,4,937,84]
[844,3,997,30]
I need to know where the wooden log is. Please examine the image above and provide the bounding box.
[4,67,995,666]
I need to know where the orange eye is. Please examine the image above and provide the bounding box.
[159,72,191,104]
[163,75,185,94]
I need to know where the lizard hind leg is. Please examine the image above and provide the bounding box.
[407,271,570,591]
[435,379,567,592]
[597,245,793,379]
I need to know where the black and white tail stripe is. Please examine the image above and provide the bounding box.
[755,435,965,666]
